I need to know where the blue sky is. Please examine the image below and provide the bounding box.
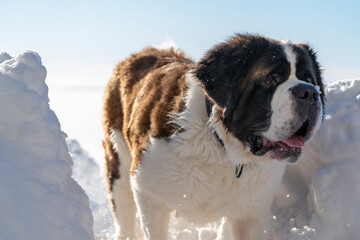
[1,0,359,83]
[1,0,359,163]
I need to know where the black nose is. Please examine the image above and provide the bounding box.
[291,84,319,103]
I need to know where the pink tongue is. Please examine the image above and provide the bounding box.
[281,135,305,148]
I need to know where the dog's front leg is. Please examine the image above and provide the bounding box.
[230,217,271,240]
[132,188,170,240]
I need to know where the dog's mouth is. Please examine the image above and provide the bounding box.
[250,119,310,162]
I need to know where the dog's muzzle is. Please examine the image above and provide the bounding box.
[250,83,322,163]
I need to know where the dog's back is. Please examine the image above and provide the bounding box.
[102,47,192,191]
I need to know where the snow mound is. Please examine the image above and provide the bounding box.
[156,38,178,50]
[0,52,94,240]
[68,139,114,239]
[0,51,48,100]
[316,79,360,164]
[309,160,360,240]
[274,78,360,240]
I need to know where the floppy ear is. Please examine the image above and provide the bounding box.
[195,34,265,117]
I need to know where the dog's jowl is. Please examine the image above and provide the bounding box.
[102,34,325,240]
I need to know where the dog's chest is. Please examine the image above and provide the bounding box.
[134,135,286,223]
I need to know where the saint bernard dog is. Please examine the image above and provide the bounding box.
[102,34,325,240]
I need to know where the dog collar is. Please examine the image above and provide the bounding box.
[205,97,245,179]
[235,164,244,178]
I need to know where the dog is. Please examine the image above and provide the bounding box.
[102,34,325,240]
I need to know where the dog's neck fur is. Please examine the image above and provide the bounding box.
[174,73,265,168]
[205,96,246,178]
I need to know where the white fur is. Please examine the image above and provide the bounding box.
[110,130,137,240]
[111,73,287,240]
[263,45,323,142]
[283,44,297,79]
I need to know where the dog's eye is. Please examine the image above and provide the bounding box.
[305,77,312,83]
[265,72,281,85]
[299,75,313,83]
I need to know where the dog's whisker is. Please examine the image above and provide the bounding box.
[249,127,269,132]
[249,120,271,129]
[257,104,272,111]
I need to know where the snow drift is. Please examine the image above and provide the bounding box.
[275,78,360,240]
[68,139,114,239]
[0,52,94,240]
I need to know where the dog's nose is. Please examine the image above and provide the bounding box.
[291,84,319,103]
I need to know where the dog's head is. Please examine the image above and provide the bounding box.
[196,34,325,163]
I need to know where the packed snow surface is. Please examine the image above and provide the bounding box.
[0,52,94,240]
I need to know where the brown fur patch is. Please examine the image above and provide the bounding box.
[102,47,193,189]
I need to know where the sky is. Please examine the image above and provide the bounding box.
[2,0,360,82]
[1,0,359,164]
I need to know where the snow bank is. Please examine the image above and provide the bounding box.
[309,160,360,240]
[274,78,360,240]
[0,52,94,240]
[68,139,114,239]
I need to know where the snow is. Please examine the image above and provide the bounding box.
[273,78,360,240]
[0,52,94,240]
[309,160,360,240]
[1,50,360,240]
[314,85,322,95]
[68,139,114,240]
[156,38,178,50]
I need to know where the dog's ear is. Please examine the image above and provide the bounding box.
[195,34,266,117]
